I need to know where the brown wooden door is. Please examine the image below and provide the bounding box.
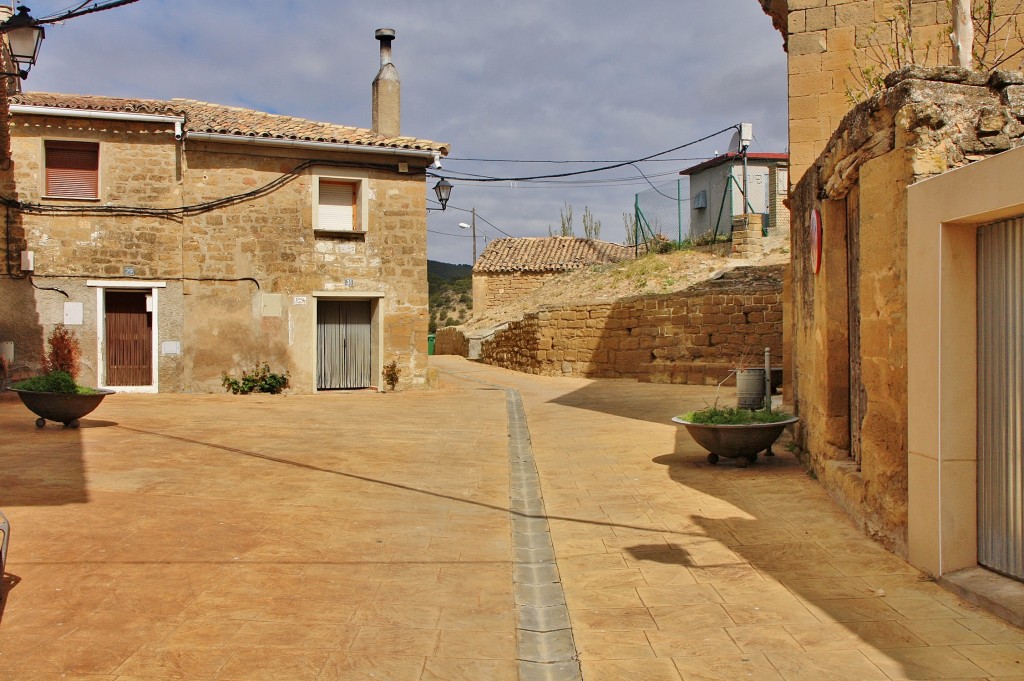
[847,184,864,470]
[105,291,152,386]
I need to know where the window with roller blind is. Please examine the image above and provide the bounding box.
[316,179,360,232]
[44,141,100,200]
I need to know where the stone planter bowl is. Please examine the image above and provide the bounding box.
[10,388,115,428]
[672,415,798,467]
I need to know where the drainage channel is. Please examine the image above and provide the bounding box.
[437,367,582,679]
[504,388,582,681]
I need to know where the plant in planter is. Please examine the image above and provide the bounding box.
[9,324,114,429]
[672,405,798,468]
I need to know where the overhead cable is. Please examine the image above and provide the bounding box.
[428,125,739,184]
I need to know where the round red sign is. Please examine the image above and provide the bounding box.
[810,208,822,274]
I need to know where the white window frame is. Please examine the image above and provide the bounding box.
[42,138,101,201]
[313,168,369,234]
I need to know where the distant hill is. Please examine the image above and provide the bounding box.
[427,260,473,333]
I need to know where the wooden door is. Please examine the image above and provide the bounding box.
[847,184,865,470]
[105,291,152,386]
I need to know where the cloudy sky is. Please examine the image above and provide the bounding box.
[23,0,789,264]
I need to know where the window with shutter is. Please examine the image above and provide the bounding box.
[318,180,357,231]
[45,141,99,199]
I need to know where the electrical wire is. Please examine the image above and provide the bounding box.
[445,156,711,164]
[33,0,142,26]
[427,125,738,184]
[0,159,423,219]
[445,204,513,238]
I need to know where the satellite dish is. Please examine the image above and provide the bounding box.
[728,131,742,155]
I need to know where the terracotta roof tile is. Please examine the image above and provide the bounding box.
[474,236,634,274]
[10,92,449,154]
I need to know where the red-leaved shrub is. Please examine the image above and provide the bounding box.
[42,324,81,380]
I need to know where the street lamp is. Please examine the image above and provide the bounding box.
[1,6,44,79]
[430,178,452,212]
[458,206,477,263]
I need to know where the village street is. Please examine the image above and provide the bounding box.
[1,355,1022,680]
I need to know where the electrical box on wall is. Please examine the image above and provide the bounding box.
[63,302,84,325]
[20,250,34,271]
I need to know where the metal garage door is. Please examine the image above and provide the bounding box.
[978,216,1024,579]
[316,300,371,390]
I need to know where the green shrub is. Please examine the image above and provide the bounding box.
[680,406,793,425]
[221,363,290,395]
[12,371,99,395]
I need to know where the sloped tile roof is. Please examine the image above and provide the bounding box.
[10,92,450,154]
[474,236,634,274]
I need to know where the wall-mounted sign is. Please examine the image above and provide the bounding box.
[810,208,823,275]
[293,296,308,306]
[344,278,354,288]
[123,266,136,276]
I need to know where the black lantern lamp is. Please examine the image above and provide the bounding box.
[430,178,453,212]
[1,6,44,79]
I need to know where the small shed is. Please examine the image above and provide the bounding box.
[472,236,633,316]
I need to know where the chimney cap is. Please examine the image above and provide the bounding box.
[375,28,396,41]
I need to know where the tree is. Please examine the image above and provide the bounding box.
[847,0,1024,103]
[623,212,638,247]
[582,206,601,240]
[559,202,574,236]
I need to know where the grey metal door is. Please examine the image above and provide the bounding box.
[317,300,371,389]
[978,216,1024,579]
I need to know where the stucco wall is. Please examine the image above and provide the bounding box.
[1,116,433,393]
[476,266,784,385]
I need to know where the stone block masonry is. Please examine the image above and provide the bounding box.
[759,0,1024,185]
[477,266,784,385]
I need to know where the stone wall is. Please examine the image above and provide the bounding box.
[472,270,559,317]
[478,266,784,385]
[433,326,469,357]
[1,116,433,392]
[730,213,789,258]
[788,67,1024,553]
[759,0,1024,184]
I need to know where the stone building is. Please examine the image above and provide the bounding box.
[0,33,449,393]
[758,1,1024,604]
[471,236,633,317]
[680,151,790,257]
[758,0,1024,183]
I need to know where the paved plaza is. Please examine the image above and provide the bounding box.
[2,356,1023,680]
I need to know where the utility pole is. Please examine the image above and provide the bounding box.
[471,207,477,263]
[458,208,478,264]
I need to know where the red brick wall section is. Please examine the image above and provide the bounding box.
[479,266,784,385]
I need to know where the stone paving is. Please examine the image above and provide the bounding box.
[1,355,1023,680]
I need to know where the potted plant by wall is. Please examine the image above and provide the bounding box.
[672,405,797,468]
[8,325,114,428]
[381,360,401,392]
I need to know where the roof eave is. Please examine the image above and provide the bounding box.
[185,132,442,160]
